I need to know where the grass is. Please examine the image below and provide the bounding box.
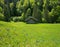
[0,21,60,47]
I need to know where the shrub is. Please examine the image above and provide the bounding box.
[49,5,60,23]
[56,17,60,23]
[0,13,4,21]
[0,7,3,13]
[42,18,47,23]
[12,16,23,22]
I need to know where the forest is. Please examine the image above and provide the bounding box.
[0,0,60,23]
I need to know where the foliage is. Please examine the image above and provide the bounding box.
[56,17,60,23]
[0,13,4,21]
[0,7,3,13]
[25,8,31,19]
[12,16,23,22]
[0,0,60,23]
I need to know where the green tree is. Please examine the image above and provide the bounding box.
[12,0,18,16]
[50,5,60,23]
[32,3,42,22]
[4,0,11,21]
[24,8,31,20]
[43,0,50,23]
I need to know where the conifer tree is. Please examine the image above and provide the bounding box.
[32,3,42,22]
[24,8,31,19]
[4,0,11,21]
[43,0,50,23]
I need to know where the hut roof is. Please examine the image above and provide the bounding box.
[25,16,38,22]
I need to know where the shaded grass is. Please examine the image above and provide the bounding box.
[0,21,60,47]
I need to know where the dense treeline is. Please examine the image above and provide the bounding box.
[0,0,60,23]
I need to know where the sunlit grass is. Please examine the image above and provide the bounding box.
[0,21,60,47]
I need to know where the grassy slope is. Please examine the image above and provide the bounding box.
[0,21,60,47]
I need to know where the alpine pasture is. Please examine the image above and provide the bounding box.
[0,21,60,47]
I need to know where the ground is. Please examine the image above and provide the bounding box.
[0,21,60,47]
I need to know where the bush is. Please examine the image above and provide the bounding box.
[49,6,60,23]
[56,17,60,23]
[11,16,23,22]
[42,18,47,23]
[0,13,4,21]
[0,7,3,13]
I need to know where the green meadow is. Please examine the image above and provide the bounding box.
[0,21,60,47]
